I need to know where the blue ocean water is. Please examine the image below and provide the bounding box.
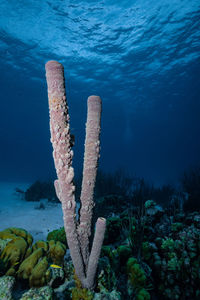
[0,0,200,185]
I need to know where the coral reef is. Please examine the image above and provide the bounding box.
[0,228,66,289]
[146,224,200,299]
[140,202,200,299]
[0,228,33,276]
[0,202,200,299]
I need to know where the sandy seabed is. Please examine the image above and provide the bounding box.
[0,182,64,242]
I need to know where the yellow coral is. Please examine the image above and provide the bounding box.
[48,240,66,265]
[0,228,33,246]
[17,248,44,280]
[29,256,49,287]
[1,237,28,275]
[33,240,49,252]
[24,246,33,259]
[0,227,34,275]
[72,274,94,300]
[0,227,67,288]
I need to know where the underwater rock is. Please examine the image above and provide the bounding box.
[48,264,65,288]
[93,289,121,300]
[24,181,59,203]
[20,286,53,300]
[0,275,15,300]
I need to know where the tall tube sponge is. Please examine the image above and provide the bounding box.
[45,60,106,289]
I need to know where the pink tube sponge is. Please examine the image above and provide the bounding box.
[78,95,102,266]
[45,60,106,289]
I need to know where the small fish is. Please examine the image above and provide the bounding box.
[50,264,62,269]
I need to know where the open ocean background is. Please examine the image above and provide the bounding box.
[0,0,200,186]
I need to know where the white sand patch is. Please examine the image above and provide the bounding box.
[0,182,64,242]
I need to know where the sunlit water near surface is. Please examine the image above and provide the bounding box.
[0,0,200,184]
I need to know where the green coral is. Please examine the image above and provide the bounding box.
[167,256,180,271]
[161,238,175,252]
[47,227,67,246]
[116,245,132,266]
[101,245,113,260]
[127,257,150,299]
[104,217,122,245]
[142,242,152,261]
[144,200,156,210]
[136,288,151,300]
[171,223,183,232]
[100,245,119,274]
[145,222,200,299]
[127,258,147,290]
